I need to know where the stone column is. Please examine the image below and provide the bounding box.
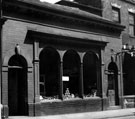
[33,40,40,116]
[58,50,65,100]
[101,49,106,98]
[59,61,63,100]
[119,53,124,108]
[101,48,107,110]
[79,62,84,98]
[27,67,34,116]
[97,60,101,97]
[2,66,8,118]
[33,40,40,102]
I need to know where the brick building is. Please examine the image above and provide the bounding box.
[0,0,125,118]
[102,0,135,108]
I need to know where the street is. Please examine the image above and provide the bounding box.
[107,116,135,119]
[8,115,135,119]
[7,108,135,119]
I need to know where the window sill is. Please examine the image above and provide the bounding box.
[40,96,101,103]
[63,97,81,101]
[41,99,61,103]
[84,96,100,100]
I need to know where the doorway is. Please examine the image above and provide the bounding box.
[8,55,28,116]
[108,61,119,106]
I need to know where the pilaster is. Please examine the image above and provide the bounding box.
[101,48,108,110]
[119,53,124,108]
[1,66,8,118]
[33,40,40,116]
[101,48,106,98]
[1,19,8,118]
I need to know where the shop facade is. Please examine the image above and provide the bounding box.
[1,0,125,117]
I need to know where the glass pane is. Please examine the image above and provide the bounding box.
[129,14,134,24]
[129,25,134,35]
[112,9,119,22]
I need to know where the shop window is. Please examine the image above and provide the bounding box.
[63,50,80,99]
[39,47,60,100]
[83,52,99,98]
[39,48,101,101]
[112,7,121,23]
[39,75,45,96]
[129,13,135,36]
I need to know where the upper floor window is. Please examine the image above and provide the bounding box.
[112,7,121,23]
[129,13,135,36]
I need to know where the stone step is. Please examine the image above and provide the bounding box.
[107,106,121,110]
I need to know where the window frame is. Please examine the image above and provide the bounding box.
[112,6,121,23]
[129,12,135,36]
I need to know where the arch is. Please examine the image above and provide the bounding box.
[39,46,60,98]
[3,48,32,68]
[8,54,28,116]
[63,49,81,98]
[123,53,135,95]
[107,61,119,106]
[83,51,100,97]
[108,62,118,73]
[63,49,81,62]
[104,56,115,73]
[8,54,28,67]
[83,50,99,60]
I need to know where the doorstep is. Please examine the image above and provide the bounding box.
[107,106,121,110]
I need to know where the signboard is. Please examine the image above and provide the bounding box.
[62,76,69,81]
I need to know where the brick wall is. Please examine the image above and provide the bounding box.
[39,98,108,115]
[102,0,135,45]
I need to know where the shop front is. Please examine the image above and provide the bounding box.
[27,29,106,115]
[1,0,125,117]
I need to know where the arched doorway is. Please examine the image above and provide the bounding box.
[63,50,80,98]
[123,53,135,95]
[39,47,60,99]
[83,52,99,97]
[108,61,119,106]
[8,55,28,116]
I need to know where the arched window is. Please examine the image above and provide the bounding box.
[39,47,60,100]
[63,50,80,99]
[83,52,99,97]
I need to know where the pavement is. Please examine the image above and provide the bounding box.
[8,108,135,119]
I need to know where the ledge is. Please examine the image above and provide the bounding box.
[3,0,125,32]
[40,96,101,103]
